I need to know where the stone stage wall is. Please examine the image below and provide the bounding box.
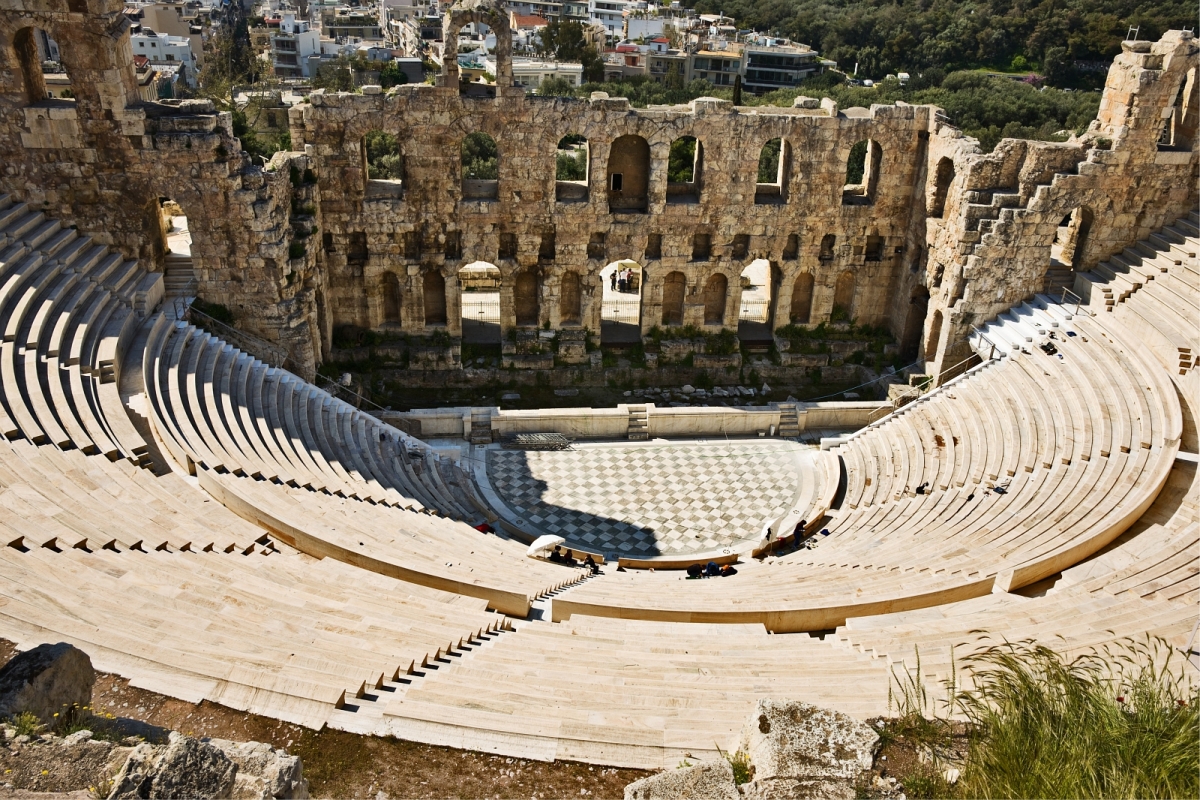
[0,0,1195,382]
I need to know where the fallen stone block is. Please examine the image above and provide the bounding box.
[0,642,95,724]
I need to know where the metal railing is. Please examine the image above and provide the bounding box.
[461,293,501,326]
[179,294,303,378]
[858,352,991,430]
[1059,286,1088,316]
[738,298,770,322]
[601,296,641,325]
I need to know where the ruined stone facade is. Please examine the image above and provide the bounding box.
[1,0,1195,382]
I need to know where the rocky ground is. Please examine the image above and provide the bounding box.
[0,640,649,799]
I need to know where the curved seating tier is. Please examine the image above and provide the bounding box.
[369,615,893,769]
[0,435,508,729]
[142,316,583,616]
[0,193,162,461]
[554,297,1181,632]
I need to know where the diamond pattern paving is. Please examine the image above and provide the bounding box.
[486,441,811,557]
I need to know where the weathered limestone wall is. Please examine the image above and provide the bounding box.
[293,89,931,342]
[0,0,1194,383]
[390,400,887,441]
[923,32,1199,379]
[0,0,323,372]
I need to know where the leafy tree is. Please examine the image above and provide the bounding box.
[461,132,498,180]
[668,137,697,183]
[538,19,588,62]
[757,138,781,183]
[378,61,409,89]
[845,140,867,184]
[580,45,605,83]
[364,131,403,180]
[556,149,587,180]
[537,76,577,97]
[312,56,354,92]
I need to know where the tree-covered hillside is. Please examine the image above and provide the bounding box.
[685,0,1196,86]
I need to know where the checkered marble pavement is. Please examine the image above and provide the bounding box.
[484,441,814,557]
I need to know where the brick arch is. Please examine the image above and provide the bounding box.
[441,0,512,88]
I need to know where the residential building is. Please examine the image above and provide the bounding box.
[321,6,385,42]
[129,2,206,67]
[483,54,582,88]
[271,12,322,78]
[741,35,827,93]
[130,29,198,86]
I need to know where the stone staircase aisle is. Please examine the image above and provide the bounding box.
[1075,211,1198,311]
[626,403,648,440]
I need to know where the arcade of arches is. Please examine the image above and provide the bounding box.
[0,1,1194,387]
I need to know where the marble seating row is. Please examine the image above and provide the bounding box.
[0,194,161,461]
[0,434,506,729]
[142,317,581,616]
[553,298,1180,631]
[374,615,893,769]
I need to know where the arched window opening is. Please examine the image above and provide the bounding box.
[514,269,541,327]
[832,270,856,322]
[462,132,499,200]
[363,130,404,199]
[702,273,727,325]
[738,259,771,324]
[599,260,643,343]
[661,271,686,326]
[755,138,789,205]
[925,309,943,362]
[819,234,836,262]
[382,272,402,325]
[608,135,650,213]
[459,261,501,343]
[928,157,955,218]
[555,133,589,202]
[13,28,49,104]
[901,287,930,360]
[1160,67,1198,151]
[423,270,447,326]
[790,273,815,324]
[560,271,582,325]
[782,233,799,261]
[667,136,701,203]
[842,139,882,205]
[1051,207,1094,273]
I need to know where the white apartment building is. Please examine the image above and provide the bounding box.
[271,12,323,78]
[130,30,198,86]
[483,55,582,88]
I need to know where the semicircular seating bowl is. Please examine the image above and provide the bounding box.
[0,192,1195,770]
[553,295,1182,632]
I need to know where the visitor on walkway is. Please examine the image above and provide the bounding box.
[610,271,617,291]
[705,561,721,577]
[793,519,807,549]
[618,273,627,293]
[583,554,599,574]
[720,564,738,577]
[686,563,704,579]
[549,546,564,563]
[563,549,576,565]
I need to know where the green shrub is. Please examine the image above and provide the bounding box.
[191,298,234,326]
[725,749,752,785]
[8,711,41,737]
[955,638,1198,799]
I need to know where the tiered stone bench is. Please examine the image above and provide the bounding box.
[0,193,161,460]
[554,298,1180,631]
[376,615,893,769]
[143,317,582,616]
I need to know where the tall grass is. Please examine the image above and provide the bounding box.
[954,637,1198,799]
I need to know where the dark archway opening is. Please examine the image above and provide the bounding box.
[607,135,650,213]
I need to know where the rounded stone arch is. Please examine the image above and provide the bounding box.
[832,269,856,320]
[901,285,930,360]
[607,134,651,213]
[8,26,48,104]
[1050,204,1097,272]
[136,188,206,270]
[381,271,403,325]
[789,272,815,324]
[423,268,448,326]
[702,271,728,325]
[513,267,541,327]
[440,0,512,88]
[928,156,956,218]
[660,270,686,326]
[558,269,583,325]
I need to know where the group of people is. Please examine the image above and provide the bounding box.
[609,268,637,293]
[686,561,738,579]
[549,545,601,574]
